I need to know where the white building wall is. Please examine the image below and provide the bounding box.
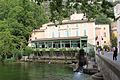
[29,13,110,48]
[43,22,96,46]
[86,22,96,45]
[114,3,120,53]
[95,24,110,47]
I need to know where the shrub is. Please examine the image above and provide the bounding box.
[88,48,95,57]
[103,45,110,51]
[96,46,103,51]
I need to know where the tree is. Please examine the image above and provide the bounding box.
[0,0,49,58]
[49,0,64,24]
[0,30,16,61]
[34,0,43,5]
[49,0,114,24]
[11,49,22,60]
[111,33,117,47]
[24,46,33,59]
[95,14,111,24]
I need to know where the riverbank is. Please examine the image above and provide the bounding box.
[20,56,77,64]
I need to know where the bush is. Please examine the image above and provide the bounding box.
[76,49,85,60]
[96,46,103,51]
[79,48,85,55]
[14,50,22,60]
[23,46,33,56]
[103,45,110,51]
[88,48,95,57]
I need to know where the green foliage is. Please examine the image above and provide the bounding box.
[111,33,117,47]
[59,48,66,53]
[49,0,64,24]
[11,49,22,60]
[95,14,111,24]
[96,46,103,51]
[24,46,33,56]
[0,0,49,58]
[88,48,95,57]
[67,48,73,52]
[0,30,15,55]
[49,0,114,24]
[103,45,110,51]
[79,48,85,54]
[76,48,85,60]
[49,48,55,57]
[42,48,46,54]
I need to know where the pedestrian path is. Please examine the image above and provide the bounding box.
[101,52,120,65]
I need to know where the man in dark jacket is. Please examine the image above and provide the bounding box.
[113,47,118,61]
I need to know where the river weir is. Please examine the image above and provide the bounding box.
[0,62,93,80]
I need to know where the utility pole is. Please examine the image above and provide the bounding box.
[114,1,120,53]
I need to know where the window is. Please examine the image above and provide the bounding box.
[47,42,52,48]
[104,41,106,43]
[52,32,54,38]
[104,27,105,30]
[101,37,103,40]
[62,41,70,48]
[97,41,99,45]
[104,32,106,37]
[35,37,37,39]
[53,41,61,48]
[64,30,67,37]
[71,40,80,48]
[58,31,60,37]
[67,25,69,37]
[102,38,103,40]
[84,30,86,36]
[67,30,69,37]
[76,30,78,36]
[39,42,45,48]
[81,40,87,47]
[95,36,98,40]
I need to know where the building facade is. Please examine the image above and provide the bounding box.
[111,22,117,37]
[95,24,111,47]
[114,2,120,53]
[29,13,110,49]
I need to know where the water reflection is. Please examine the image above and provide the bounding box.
[73,72,93,80]
[0,63,92,80]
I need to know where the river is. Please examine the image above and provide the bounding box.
[0,62,93,80]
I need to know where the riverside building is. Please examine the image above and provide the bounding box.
[28,13,110,49]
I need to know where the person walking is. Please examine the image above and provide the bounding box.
[113,47,118,61]
[97,48,101,54]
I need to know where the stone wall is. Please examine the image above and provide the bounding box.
[96,54,120,80]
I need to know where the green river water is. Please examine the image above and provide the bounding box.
[0,62,93,80]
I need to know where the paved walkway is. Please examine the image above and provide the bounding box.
[99,51,120,64]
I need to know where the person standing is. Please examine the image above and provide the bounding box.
[97,48,101,54]
[113,47,118,61]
